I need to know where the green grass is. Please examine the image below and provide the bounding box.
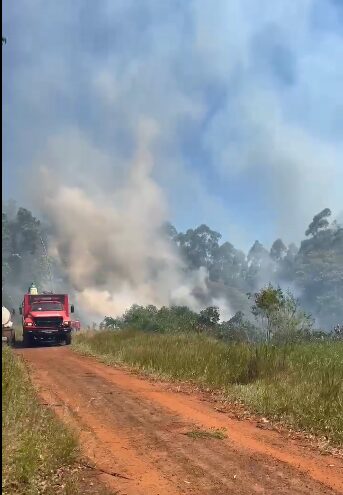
[74,330,343,446]
[2,347,78,494]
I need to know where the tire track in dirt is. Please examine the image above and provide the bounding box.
[16,347,343,495]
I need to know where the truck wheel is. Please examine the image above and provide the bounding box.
[65,333,72,345]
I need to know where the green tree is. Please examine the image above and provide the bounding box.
[2,204,52,295]
[305,208,331,237]
[249,284,285,341]
[248,241,269,266]
[270,293,313,344]
[198,306,220,328]
[270,238,287,261]
[250,284,313,342]
[109,304,200,333]
[219,311,260,343]
[210,242,247,287]
[295,219,343,327]
[2,213,11,283]
[160,222,178,241]
[101,316,119,329]
[246,240,272,289]
[176,224,221,269]
[15,207,42,255]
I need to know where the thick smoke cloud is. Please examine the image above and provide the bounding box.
[3,0,343,318]
[32,123,231,319]
[4,0,343,244]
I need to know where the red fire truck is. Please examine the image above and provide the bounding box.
[20,293,75,346]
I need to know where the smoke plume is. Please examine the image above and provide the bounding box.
[33,122,231,320]
[4,0,343,323]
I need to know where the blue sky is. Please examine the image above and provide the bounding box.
[3,0,343,251]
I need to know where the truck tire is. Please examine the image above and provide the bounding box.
[23,334,32,348]
[65,333,72,345]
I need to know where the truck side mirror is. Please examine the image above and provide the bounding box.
[71,305,75,313]
[19,307,22,315]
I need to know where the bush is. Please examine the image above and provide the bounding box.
[102,304,200,334]
[249,284,314,342]
[101,286,327,345]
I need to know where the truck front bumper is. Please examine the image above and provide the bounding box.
[23,328,71,342]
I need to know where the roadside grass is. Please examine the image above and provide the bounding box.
[2,346,78,495]
[184,428,227,440]
[73,330,343,446]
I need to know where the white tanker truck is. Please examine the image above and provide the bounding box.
[2,306,15,346]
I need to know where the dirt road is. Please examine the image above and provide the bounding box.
[16,346,343,495]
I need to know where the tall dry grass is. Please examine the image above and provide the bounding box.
[2,347,78,494]
[74,330,343,445]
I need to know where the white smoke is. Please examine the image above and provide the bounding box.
[6,0,343,326]
[4,0,343,251]
[32,121,232,321]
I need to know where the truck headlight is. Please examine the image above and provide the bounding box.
[26,322,33,327]
[63,321,71,326]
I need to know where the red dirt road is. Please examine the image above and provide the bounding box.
[17,346,343,495]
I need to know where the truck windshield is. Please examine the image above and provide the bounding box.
[31,302,63,311]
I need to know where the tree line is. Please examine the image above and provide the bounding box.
[101,284,342,343]
[2,202,57,308]
[161,207,343,329]
[2,202,343,329]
